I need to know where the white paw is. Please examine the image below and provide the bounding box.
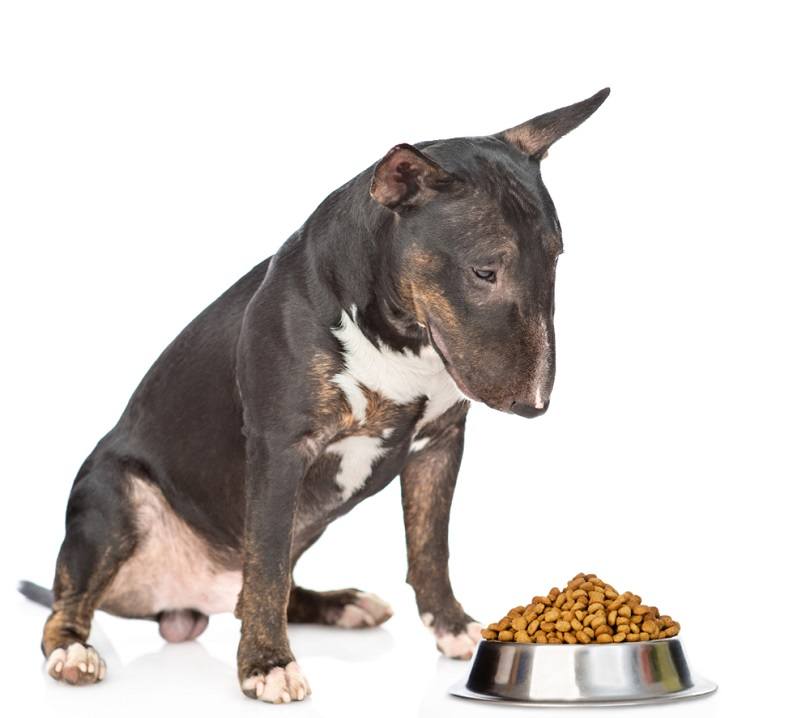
[336,592,393,628]
[422,616,482,660]
[242,662,311,704]
[46,643,106,685]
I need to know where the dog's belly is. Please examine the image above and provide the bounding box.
[101,476,243,617]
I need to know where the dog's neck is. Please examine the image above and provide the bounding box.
[302,171,430,355]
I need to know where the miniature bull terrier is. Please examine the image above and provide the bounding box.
[22,88,609,702]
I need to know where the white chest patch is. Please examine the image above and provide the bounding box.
[326,306,465,500]
[326,434,388,500]
[331,307,465,426]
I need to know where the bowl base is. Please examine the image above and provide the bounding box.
[449,676,718,708]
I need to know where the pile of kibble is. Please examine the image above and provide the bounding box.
[481,573,680,645]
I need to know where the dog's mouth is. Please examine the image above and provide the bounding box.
[425,322,480,403]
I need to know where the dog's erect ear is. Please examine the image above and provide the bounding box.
[499,88,610,160]
[370,144,456,212]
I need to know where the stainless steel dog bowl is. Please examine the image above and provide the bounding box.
[450,637,717,707]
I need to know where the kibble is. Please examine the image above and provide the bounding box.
[482,573,680,645]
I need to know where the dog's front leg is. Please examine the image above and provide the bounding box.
[236,432,311,703]
[401,411,482,660]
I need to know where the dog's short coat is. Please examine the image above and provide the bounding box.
[30,89,608,702]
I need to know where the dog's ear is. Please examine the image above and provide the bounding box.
[499,88,610,160]
[370,144,457,212]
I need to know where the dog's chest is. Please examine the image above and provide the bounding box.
[323,308,464,501]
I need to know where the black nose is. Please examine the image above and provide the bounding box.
[510,400,549,418]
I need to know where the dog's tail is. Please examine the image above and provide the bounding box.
[18,580,54,608]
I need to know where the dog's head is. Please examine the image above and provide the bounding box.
[369,89,609,418]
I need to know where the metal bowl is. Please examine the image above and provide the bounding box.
[450,637,717,707]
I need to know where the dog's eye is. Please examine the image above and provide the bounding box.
[472,268,496,283]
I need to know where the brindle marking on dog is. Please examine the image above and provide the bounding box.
[28,88,610,700]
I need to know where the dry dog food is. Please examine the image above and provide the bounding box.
[481,573,680,644]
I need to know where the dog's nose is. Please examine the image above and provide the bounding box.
[510,399,549,418]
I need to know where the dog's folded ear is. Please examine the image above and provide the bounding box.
[370,144,457,212]
[499,87,610,160]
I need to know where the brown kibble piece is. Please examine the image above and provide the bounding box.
[512,616,528,631]
[641,620,658,634]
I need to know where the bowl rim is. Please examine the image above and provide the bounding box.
[478,635,680,647]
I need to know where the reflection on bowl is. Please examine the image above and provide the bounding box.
[451,637,717,707]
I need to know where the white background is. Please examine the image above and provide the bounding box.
[1,1,808,716]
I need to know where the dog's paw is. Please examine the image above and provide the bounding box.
[335,591,393,628]
[241,661,311,704]
[422,614,482,660]
[46,643,106,685]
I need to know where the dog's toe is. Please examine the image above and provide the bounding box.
[336,592,392,628]
[424,619,482,660]
[242,661,310,703]
[46,643,106,685]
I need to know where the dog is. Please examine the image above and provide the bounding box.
[21,88,609,702]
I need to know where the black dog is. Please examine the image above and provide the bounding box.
[26,89,608,702]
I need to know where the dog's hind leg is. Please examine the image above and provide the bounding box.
[287,531,392,628]
[288,586,392,628]
[42,457,137,685]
